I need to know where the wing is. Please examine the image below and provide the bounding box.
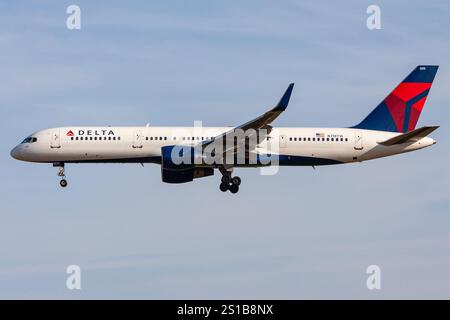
[201,83,294,164]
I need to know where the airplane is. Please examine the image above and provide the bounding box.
[11,65,439,194]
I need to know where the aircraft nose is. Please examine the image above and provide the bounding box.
[10,146,22,160]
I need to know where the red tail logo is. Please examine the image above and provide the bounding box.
[66,130,74,136]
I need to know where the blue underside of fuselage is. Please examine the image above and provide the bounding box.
[62,154,343,166]
[277,155,342,166]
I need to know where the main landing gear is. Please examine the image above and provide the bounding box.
[218,167,241,194]
[54,163,68,188]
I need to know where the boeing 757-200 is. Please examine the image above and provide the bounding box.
[11,65,439,193]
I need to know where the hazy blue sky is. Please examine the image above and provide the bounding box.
[1,0,449,298]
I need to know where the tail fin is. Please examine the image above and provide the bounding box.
[353,65,438,133]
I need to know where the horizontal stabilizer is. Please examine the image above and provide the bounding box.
[379,126,439,146]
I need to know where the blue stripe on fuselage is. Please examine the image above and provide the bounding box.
[61,155,342,166]
[257,154,342,166]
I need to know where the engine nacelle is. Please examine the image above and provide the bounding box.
[161,145,214,183]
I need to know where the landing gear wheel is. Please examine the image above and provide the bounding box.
[54,163,68,188]
[60,179,68,188]
[219,183,229,192]
[229,184,239,194]
[221,175,231,184]
[231,176,241,186]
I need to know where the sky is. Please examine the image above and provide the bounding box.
[0,0,449,299]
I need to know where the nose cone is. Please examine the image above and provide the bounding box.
[10,146,22,160]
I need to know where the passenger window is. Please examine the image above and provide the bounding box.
[308,138,311,141]
[327,138,329,141]
[345,138,348,141]
[76,137,79,140]
[71,137,74,140]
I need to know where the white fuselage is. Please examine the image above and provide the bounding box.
[11,126,435,166]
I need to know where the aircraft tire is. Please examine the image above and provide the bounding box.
[219,183,229,192]
[229,184,239,194]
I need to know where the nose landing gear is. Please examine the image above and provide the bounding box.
[54,163,68,188]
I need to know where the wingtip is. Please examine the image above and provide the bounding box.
[274,83,295,111]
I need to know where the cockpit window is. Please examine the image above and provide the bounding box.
[21,137,37,144]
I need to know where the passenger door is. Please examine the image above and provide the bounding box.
[50,129,61,148]
[133,129,143,148]
[279,134,287,148]
[354,131,363,150]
